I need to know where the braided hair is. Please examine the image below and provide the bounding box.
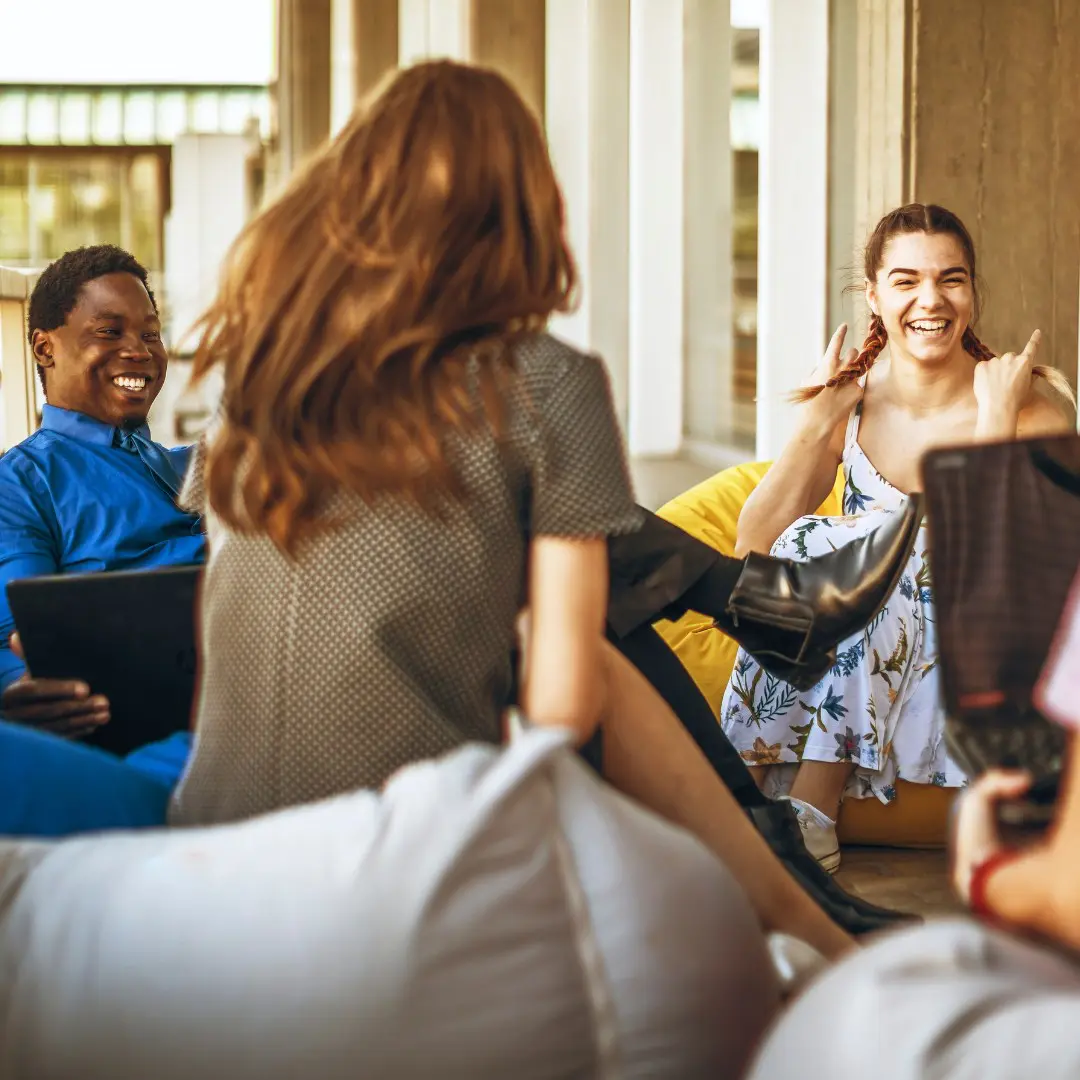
[793,204,1075,407]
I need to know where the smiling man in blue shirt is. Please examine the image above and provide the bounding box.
[0,246,205,832]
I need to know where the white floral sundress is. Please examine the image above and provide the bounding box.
[719,404,966,804]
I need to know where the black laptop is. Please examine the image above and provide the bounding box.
[7,565,202,756]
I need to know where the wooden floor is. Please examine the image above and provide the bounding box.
[836,847,963,918]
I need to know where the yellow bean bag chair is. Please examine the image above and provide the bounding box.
[654,462,952,849]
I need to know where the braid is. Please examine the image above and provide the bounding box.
[790,315,888,403]
[961,326,994,362]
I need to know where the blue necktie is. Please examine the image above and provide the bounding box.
[113,427,184,501]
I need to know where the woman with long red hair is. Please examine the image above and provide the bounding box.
[166,59,921,958]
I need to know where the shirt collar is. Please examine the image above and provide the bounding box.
[40,404,152,447]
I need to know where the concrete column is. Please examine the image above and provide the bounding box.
[755,0,830,459]
[276,0,333,173]
[853,0,910,253]
[849,0,1080,385]
[471,0,546,120]
[911,0,1080,384]
[545,0,631,429]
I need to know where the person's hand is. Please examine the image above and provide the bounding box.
[0,632,110,737]
[973,329,1040,437]
[797,324,866,438]
[950,769,1032,905]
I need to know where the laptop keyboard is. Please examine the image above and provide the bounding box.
[946,710,1066,795]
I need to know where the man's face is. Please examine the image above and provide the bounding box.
[32,272,168,428]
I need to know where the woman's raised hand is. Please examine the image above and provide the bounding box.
[973,329,1040,429]
[798,324,866,438]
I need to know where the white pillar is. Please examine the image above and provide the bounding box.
[0,268,37,449]
[682,0,733,447]
[158,134,253,444]
[329,0,357,135]
[399,0,470,64]
[627,0,683,457]
[545,0,631,429]
[755,0,830,460]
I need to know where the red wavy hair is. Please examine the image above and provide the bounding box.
[794,203,1074,405]
[190,61,578,555]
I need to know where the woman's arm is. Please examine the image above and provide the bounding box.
[519,536,609,744]
[735,325,864,556]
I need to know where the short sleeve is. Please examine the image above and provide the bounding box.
[529,352,643,539]
[1035,569,1080,730]
[179,432,210,517]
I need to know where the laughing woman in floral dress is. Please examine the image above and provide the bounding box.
[719,204,1074,872]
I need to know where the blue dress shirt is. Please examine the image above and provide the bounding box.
[0,405,206,692]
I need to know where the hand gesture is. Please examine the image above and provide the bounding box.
[0,632,110,737]
[973,329,1040,425]
[798,324,866,436]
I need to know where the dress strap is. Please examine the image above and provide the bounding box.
[843,401,863,454]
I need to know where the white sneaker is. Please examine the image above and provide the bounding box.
[780,796,841,874]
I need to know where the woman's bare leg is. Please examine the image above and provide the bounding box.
[789,761,856,821]
[598,641,854,960]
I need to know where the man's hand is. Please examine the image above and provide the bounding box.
[0,633,109,737]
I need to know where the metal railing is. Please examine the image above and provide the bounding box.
[0,265,39,450]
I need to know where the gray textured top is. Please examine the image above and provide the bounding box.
[169,333,642,826]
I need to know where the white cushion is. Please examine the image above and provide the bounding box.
[0,726,778,1080]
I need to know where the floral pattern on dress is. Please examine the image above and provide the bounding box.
[720,403,966,803]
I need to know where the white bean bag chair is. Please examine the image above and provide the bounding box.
[748,919,1080,1080]
[0,725,779,1080]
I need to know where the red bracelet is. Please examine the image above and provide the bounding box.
[969,849,1022,922]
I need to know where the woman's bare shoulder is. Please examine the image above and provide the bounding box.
[1017,390,1074,438]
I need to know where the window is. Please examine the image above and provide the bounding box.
[0,150,165,272]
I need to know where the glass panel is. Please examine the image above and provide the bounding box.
[157,92,188,142]
[219,91,252,134]
[127,154,163,271]
[0,92,27,144]
[59,93,92,145]
[124,92,156,143]
[0,159,31,262]
[191,91,221,132]
[730,93,760,152]
[30,155,124,262]
[26,94,59,144]
[93,93,124,143]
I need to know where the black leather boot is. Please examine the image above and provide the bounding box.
[721,495,924,691]
[608,498,923,692]
[747,802,922,936]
